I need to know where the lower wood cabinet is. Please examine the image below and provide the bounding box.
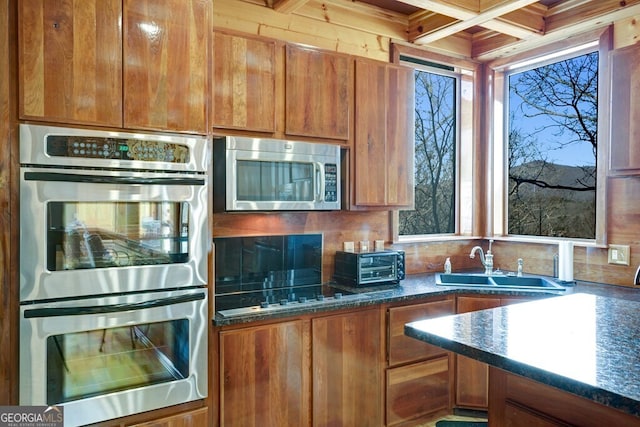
[128,407,208,427]
[312,308,385,427]
[455,296,502,410]
[386,297,455,426]
[219,320,310,427]
[455,296,534,410]
[489,367,640,426]
[386,355,451,426]
[217,308,384,427]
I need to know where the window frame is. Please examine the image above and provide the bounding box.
[487,29,611,247]
[390,46,480,243]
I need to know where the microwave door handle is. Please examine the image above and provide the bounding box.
[315,162,324,202]
[23,292,206,318]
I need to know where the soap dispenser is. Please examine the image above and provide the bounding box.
[444,257,452,274]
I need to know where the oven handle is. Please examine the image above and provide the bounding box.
[24,171,206,186]
[23,292,206,318]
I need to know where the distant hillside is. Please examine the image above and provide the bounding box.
[509,161,596,202]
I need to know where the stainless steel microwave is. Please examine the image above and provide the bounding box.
[213,136,341,211]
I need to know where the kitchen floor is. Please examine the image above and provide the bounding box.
[419,415,488,427]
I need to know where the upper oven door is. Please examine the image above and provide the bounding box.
[20,167,209,302]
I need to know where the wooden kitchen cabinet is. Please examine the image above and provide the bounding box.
[285,44,351,140]
[455,296,502,410]
[489,367,640,426]
[19,0,209,133]
[18,0,123,127]
[455,296,532,410]
[212,31,277,133]
[608,43,640,175]
[351,58,414,209]
[312,308,385,427]
[123,0,209,133]
[128,407,208,427]
[219,320,310,427]
[386,298,455,426]
[388,298,454,366]
[212,33,352,142]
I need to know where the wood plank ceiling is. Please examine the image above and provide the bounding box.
[247,0,640,61]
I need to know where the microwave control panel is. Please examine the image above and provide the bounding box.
[324,164,338,202]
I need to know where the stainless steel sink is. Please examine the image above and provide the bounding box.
[436,273,566,291]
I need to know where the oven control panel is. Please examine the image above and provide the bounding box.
[46,135,190,163]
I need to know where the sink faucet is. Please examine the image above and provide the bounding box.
[470,240,494,275]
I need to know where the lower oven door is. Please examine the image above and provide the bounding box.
[19,288,208,427]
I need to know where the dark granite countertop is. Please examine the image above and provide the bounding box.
[213,272,640,326]
[405,292,640,417]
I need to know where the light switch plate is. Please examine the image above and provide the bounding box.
[608,244,630,265]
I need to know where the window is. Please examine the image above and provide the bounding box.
[396,56,475,241]
[499,43,602,241]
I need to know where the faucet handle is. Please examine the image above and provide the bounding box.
[487,239,494,254]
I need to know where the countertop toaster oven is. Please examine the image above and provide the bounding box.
[333,250,405,287]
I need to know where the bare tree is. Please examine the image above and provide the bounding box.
[508,52,597,238]
[400,70,456,235]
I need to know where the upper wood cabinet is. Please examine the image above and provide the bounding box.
[212,32,352,142]
[123,0,209,133]
[212,31,277,133]
[18,0,123,127]
[19,0,210,133]
[609,43,640,175]
[351,59,414,209]
[285,45,351,140]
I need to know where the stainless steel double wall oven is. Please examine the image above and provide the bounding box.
[19,124,210,426]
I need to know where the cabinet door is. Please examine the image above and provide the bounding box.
[18,0,122,126]
[129,407,208,427]
[220,321,310,427]
[388,298,454,366]
[213,32,277,133]
[285,45,351,140]
[455,296,502,409]
[312,308,384,427]
[609,43,640,174]
[353,59,414,208]
[123,0,209,133]
[386,355,451,426]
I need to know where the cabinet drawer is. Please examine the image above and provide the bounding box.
[386,355,451,426]
[388,298,454,366]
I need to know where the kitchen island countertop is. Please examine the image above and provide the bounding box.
[405,292,640,418]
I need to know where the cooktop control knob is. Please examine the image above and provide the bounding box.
[260,301,269,308]
[317,294,325,301]
[334,292,343,299]
[298,296,307,303]
[279,299,289,306]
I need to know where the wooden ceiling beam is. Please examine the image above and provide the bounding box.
[404,0,542,43]
[272,0,311,14]
[472,1,640,61]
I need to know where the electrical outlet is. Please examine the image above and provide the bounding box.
[608,244,630,266]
